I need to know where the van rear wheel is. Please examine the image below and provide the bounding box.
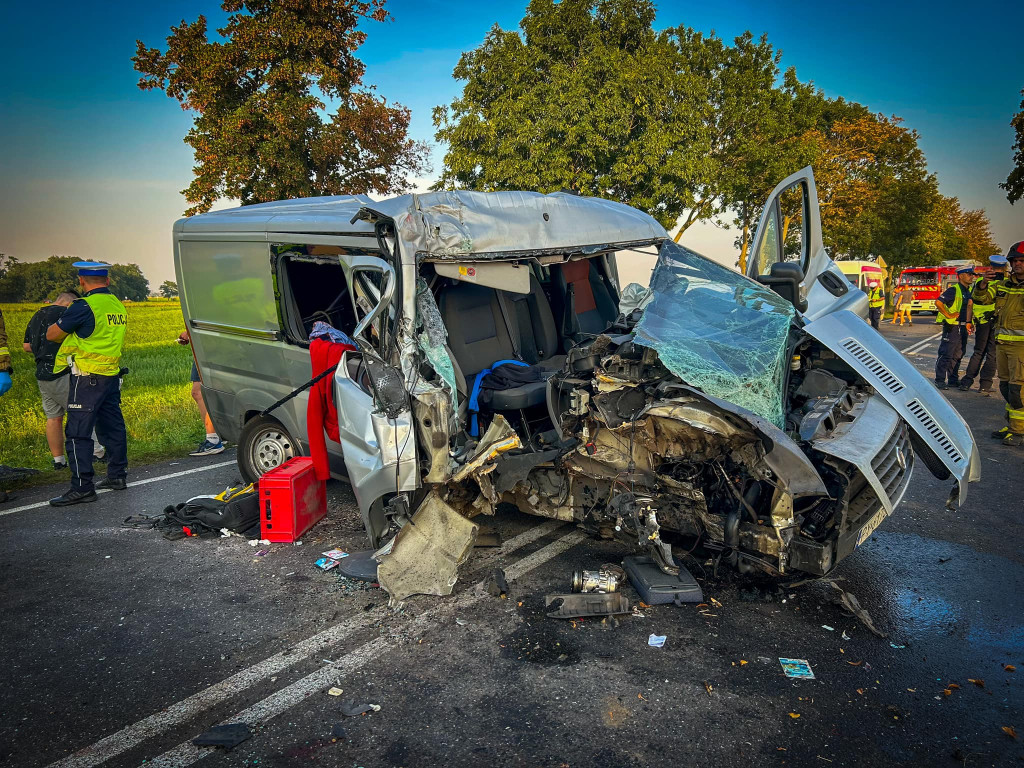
[238,415,298,483]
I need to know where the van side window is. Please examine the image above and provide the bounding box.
[274,245,358,345]
[179,241,280,332]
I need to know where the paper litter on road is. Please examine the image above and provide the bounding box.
[322,549,350,560]
[648,634,667,648]
[780,658,815,679]
[314,557,341,571]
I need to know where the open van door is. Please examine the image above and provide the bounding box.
[332,256,419,546]
[746,167,859,320]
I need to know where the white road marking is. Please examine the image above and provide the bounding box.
[0,460,237,518]
[143,528,588,768]
[900,331,941,356]
[46,519,567,768]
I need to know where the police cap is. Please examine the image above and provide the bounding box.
[72,261,112,276]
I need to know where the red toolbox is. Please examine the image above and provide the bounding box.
[258,457,327,542]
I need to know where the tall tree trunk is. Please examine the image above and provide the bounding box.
[739,221,750,273]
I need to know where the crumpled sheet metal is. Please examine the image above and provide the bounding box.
[356,190,667,260]
[375,491,479,603]
[634,242,795,427]
[451,415,522,484]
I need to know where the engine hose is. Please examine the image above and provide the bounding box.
[724,508,753,574]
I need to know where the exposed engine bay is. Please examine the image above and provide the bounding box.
[440,325,914,584]
[335,190,977,603]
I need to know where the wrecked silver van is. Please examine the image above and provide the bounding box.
[176,167,979,600]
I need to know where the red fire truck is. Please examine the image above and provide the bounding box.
[896,265,957,314]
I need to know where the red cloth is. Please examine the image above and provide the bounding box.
[561,260,597,313]
[307,338,355,481]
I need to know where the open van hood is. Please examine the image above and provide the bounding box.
[804,310,981,503]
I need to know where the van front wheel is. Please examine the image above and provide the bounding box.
[238,415,298,483]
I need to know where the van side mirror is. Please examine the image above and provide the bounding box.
[757,261,807,312]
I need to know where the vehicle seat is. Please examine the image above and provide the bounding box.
[554,260,619,345]
[439,276,564,413]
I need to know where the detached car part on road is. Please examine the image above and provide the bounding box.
[175,168,980,601]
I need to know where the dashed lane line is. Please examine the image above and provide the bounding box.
[46,519,567,768]
[143,528,589,768]
[900,331,942,356]
[0,460,238,518]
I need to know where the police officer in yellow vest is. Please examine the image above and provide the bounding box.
[45,262,129,506]
[933,265,975,390]
[867,279,885,329]
[972,241,1024,445]
[959,254,1006,393]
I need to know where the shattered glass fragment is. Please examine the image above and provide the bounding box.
[414,278,458,409]
[634,241,795,426]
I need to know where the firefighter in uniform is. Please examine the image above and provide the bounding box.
[971,242,1024,445]
[867,279,885,329]
[959,254,1006,393]
[934,265,975,390]
[46,262,130,506]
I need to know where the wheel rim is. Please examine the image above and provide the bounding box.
[250,428,295,474]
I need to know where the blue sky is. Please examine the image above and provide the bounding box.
[1,0,1021,287]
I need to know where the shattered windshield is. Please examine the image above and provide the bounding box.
[633,241,796,426]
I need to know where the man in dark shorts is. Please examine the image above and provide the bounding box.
[23,291,106,470]
[178,329,224,456]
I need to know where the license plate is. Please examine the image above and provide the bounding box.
[856,508,889,548]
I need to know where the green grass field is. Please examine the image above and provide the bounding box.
[1,299,209,486]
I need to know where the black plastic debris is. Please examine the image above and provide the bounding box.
[623,555,703,605]
[484,568,510,597]
[545,593,629,618]
[192,723,252,750]
[474,530,502,547]
[337,550,378,582]
[331,723,347,740]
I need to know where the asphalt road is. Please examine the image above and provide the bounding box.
[2,318,1022,768]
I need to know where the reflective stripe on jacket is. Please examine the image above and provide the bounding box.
[935,284,968,325]
[54,293,128,376]
[972,277,1024,342]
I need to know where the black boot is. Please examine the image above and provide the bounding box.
[49,488,98,507]
[96,478,127,491]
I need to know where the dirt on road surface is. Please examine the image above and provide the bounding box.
[2,321,1022,768]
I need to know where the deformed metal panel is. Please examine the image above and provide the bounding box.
[810,395,911,512]
[376,491,479,602]
[804,309,980,503]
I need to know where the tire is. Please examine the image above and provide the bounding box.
[238,415,299,484]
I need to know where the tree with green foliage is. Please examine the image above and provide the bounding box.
[668,29,822,268]
[134,0,429,216]
[1001,88,1024,205]
[109,264,150,302]
[159,280,179,298]
[433,0,707,229]
[0,257,150,303]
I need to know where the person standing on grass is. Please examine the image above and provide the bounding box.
[0,308,12,397]
[177,329,224,456]
[46,262,129,507]
[23,291,108,470]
